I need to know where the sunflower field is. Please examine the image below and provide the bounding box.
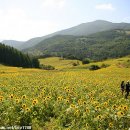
[0,59,130,130]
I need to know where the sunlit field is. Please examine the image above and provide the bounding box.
[0,57,130,130]
[39,57,81,69]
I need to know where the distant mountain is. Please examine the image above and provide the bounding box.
[22,20,130,50]
[19,35,55,50]
[3,20,130,50]
[24,30,130,61]
[2,40,24,49]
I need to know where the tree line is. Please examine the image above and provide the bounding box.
[0,43,39,68]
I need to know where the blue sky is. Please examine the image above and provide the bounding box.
[0,0,130,41]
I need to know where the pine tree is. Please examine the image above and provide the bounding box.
[0,43,39,68]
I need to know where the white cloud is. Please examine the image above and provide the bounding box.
[0,8,58,40]
[95,3,115,11]
[42,0,66,9]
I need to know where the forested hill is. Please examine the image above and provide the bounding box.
[0,43,39,68]
[24,30,130,61]
[3,20,130,50]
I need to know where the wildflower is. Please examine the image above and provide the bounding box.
[72,87,75,90]
[85,107,90,114]
[95,105,100,111]
[123,105,128,111]
[15,99,20,103]
[70,104,76,109]
[103,102,108,107]
[9,94,14,99]
[67,89,70,93]
[78,99,83,105]
[57,96,63,101]
[0,98,3,102]
[86,123,89,128]
[43,97,46,100]
[22,95,26,99]
[32,99,38,105]
[46,96,51,100]
[43,99,47,104]
[66,99,69,103]
[83,101,87,105]
[97,126,102,130]
[0,96,3,99]
[117,111,124,117]
[90,97,94,101]
[96,115,102,120]
[22,104,26,109]
[40,92,44,96]
[93,101,99,106]
[74,110,80,117]
[26,107,30,112]
[109,122,113,128]
[12,87,16,91]
[112,105,117,110]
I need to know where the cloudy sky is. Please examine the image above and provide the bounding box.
[0,0,130,41]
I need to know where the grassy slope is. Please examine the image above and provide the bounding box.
[1,56,130,71]
[76,56,130,69]
[39,56,130,70]
[39,57,82,69]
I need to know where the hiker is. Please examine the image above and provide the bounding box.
[121,81,125,95]
[125,81,130,99]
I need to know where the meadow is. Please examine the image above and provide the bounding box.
[0,57,130,130]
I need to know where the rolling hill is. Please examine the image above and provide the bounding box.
[24,30,130,61]
[2,20,130,50]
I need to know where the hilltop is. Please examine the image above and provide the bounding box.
[2,20,130,50]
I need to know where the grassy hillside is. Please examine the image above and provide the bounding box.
[24,30,130,61]
[39,57,81,69]
[39,56,130,70]
[0,57,130,129]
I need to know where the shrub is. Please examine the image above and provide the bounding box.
[40,64,55,70]
[100,63,110,68]
[89,65,100,70]
[82,58,90,64]
[127,59,130,62]
[72,61,80,66]
[72,63,78,66]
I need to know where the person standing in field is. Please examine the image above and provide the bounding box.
[125,81,130,99]
[121,81,125,95]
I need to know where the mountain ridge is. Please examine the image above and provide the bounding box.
[23,29,130,61]
[2,20,130,50]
